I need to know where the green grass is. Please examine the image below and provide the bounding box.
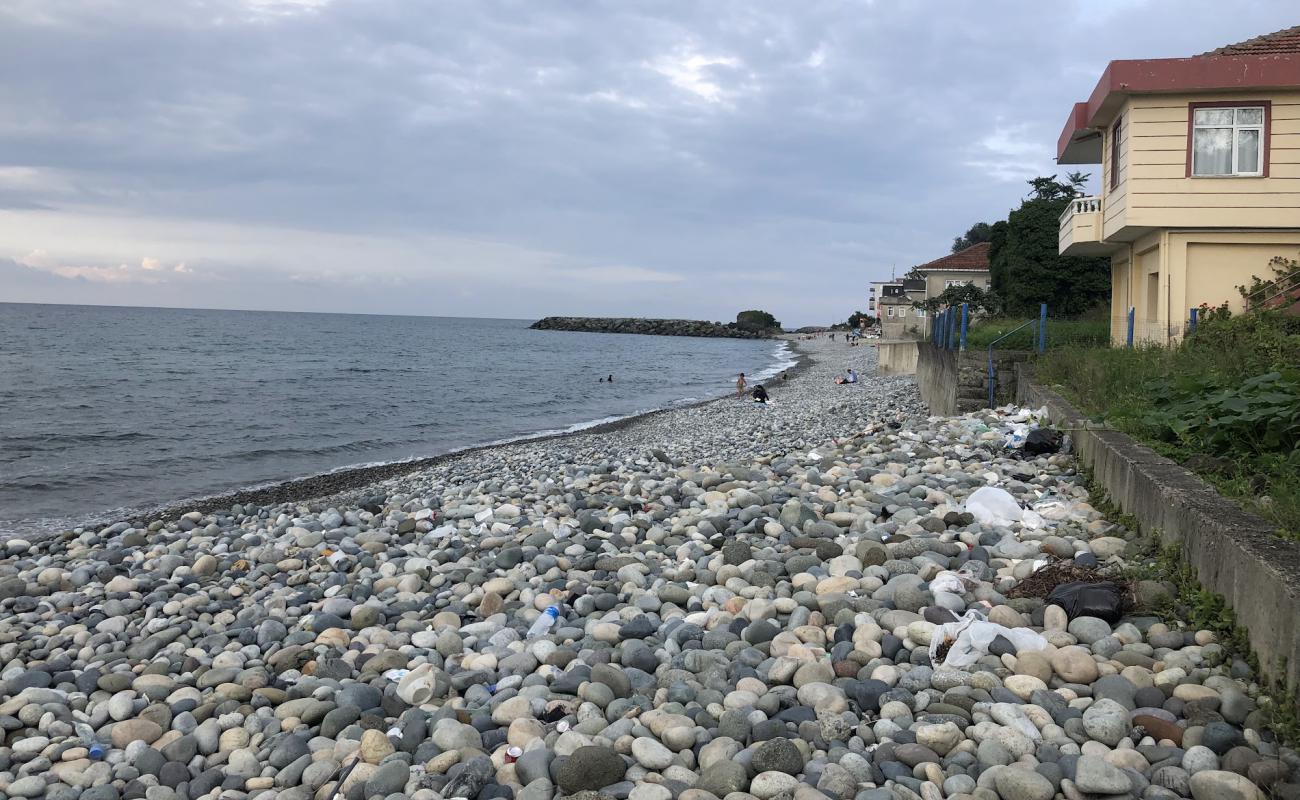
[1037,311,1300,538]
[962,316,1110,350]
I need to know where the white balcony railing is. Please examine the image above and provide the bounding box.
[1059,195,1101,224]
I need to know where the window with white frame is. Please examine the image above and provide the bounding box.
[915,307,926,318]
[886,307,894,317]
[1192,106,1264,176]
[945,279,972,288]
[898,307,906,318]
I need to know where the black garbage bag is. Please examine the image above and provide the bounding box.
[1024,428,1063,455]
[1045,580,1125,623]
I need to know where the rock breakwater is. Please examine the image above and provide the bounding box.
[530,317,774,339]
[0,340,1293,800]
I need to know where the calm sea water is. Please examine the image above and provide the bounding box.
[0,304,794,534]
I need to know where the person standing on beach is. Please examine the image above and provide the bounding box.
[736,372,747,397]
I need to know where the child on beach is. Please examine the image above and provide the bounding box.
[736,373,747,397]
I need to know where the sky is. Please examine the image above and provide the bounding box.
[0,1,1295,327]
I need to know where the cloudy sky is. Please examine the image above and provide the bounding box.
[0,1,1295,326]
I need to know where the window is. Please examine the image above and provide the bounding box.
[915,307,926,318]
[945,279,972,288]
[886,307,894,318]
[1191,104,1266,176]
[1110,115,1122,190]
[898,307,906,318]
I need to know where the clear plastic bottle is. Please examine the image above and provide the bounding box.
[75,722,106,760]
[526,606,560,639]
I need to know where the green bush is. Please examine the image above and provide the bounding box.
[1037,310,1300,538]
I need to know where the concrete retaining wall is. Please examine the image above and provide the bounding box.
[1016,366,1300,694]
[916,345,1032,415]
[876,340,919,376]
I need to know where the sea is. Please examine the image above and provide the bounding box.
[0,303,795,535]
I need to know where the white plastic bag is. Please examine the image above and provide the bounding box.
[928,609,1048,669]
[964,486,1024,526]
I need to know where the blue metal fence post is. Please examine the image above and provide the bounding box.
[948,309,958,350]
[1126,307,1135,347]
[1037,303,1047,353]
[959,303,969,351]
[1189,307,1198,335]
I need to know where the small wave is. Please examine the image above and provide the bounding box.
[749,341,798,381]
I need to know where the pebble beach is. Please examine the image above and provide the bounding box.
[0,337,1294,800]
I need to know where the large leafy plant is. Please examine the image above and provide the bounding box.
[1141,370,1300,461]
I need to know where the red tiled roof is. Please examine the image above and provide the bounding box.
[1201,26,1300,57]
[913,242,991,273]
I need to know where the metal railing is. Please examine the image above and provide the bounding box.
[986,304,1047,408]
[1244,270,1300,312]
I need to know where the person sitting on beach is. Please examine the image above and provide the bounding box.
[751,385,768,404]
[781,371,789,381]
[736,372,747,397]
[834,368,859,385]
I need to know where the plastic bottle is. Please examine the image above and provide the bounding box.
[527,606,560,638]
[75,722,105,760]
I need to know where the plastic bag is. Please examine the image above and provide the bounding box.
[1024,428,1062,455]
[1044,581,1125,624]
[964,486,1024,526]
[928,609,1048,668]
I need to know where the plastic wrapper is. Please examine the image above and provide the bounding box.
[931,567,981,595]
[928,609,1048,668]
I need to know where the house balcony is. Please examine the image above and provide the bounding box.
[1058,196,1110,257]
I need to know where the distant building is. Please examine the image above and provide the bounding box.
[1055,25,1300,344]
[879,279,927,339]
[912,242,992,300]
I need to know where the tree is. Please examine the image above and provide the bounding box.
[914,284,1000,315]
[846,310,874,329]
[951,221,994,253]
[735,309,781,332]
[989,174,1109,315]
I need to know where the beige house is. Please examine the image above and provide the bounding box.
[1057,26,1300,344]
[913,242,993,300]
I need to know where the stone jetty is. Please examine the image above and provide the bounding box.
[0,339,1292,800]
[529,318,774,339]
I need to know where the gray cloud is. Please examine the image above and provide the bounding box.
[0,0,1296,325]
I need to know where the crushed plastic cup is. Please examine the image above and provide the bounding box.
[474,508,494,523]
[383,669,410,681]
[505,746,522,764]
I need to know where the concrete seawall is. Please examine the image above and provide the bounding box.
[1016,366,1300,696]
[915,345,1031,415]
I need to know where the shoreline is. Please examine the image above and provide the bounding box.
[49,340,812,535]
